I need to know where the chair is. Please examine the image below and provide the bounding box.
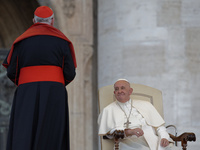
[98,83,196,150]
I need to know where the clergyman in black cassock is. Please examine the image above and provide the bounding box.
[2,6,77,150]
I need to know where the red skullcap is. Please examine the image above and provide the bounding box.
[34,6,53,18]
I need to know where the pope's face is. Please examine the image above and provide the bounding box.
[114,80,133,103]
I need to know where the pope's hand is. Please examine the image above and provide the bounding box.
[160,138,169,147]
[125,128,144,137]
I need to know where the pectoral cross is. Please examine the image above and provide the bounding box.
[124,119,131,128]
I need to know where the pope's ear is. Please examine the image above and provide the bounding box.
[129,88,133,94]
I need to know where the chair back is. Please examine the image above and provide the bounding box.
[98,83,163,150]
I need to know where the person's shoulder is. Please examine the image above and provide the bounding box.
[133,99,152,106]
[105,101,116,108]
[103,101,117,111]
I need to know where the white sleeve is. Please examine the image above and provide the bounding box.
[157,126,170,140]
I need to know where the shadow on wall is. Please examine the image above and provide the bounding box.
[0,0,39,48]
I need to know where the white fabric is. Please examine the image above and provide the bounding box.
[119,136,150,150]
[98,99,180,150]
[157,126,170,139]
[98,99,165,135]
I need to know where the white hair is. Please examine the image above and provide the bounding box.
[34,14,54,25]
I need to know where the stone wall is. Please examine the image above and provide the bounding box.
[98,0,199,149]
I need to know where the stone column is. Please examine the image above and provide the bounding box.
[49,0,98,150]
[98,0,199,149]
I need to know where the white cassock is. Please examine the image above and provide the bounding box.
[98,99,180,150]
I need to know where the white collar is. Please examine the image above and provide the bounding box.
[117,99,132,106]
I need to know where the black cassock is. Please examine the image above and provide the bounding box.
[4,35,76,150]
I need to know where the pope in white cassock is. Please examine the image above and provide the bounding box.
[98,79,180,150]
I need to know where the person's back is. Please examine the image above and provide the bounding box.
[7,35,76,83]
[3,6,76,150]
[19,35,69,67]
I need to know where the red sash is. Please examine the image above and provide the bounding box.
[18,65,65,85]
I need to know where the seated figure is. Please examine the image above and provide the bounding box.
[98,79,180,150]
